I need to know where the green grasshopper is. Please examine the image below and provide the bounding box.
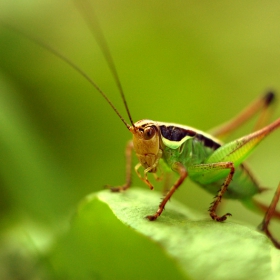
[74,1,280,246]
[114,109,280,247]
[110,102,280,223]
[3,0,279,247]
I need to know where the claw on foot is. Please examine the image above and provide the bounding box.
[106,185,129,192]
[146,214,158,221]
[211,212,232,222]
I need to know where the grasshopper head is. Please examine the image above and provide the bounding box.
[129,120,161,172]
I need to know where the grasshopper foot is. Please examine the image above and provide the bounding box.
[105,185,129,192]
[146,214,159,221]
[210,212,232,222]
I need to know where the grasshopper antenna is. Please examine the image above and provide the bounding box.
[74,0,135,128]
[0,20,131,130]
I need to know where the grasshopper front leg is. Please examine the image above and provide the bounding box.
[134,149,163,190]
[146,162,187,221]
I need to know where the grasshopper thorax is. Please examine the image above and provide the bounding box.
[129,120,161,172]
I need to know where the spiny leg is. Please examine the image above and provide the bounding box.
[258,183,280,249]
[209,91,276,139]
[203,119,279,221]
[208,162,235,222]
[146,162,187,221]
[110,140,133,192]
[188,161,235,222]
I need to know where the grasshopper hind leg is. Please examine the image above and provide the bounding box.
[258,183,280,248]
[209,91,276,139]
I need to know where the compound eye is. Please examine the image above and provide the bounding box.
[143,126,156,140]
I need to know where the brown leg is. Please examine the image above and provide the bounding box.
[134,149,163,191]
[146,162,187,221]
[110,140,133,192]
[134,162,154,190]
[209,92,276,139]
[258,183,280,249]
[209,162,235,222]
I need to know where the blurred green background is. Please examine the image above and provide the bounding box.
[0,0,279,278]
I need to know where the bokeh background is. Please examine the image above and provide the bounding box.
[0,0,279,278]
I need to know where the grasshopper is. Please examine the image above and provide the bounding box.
[2,0,279,247]
[110,102,280,223]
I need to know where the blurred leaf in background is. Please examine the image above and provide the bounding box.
[0,0,279,279]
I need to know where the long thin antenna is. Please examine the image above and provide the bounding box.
[0,21,131,130]
[74,0,135,127]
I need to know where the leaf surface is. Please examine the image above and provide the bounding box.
[49,188,280,280]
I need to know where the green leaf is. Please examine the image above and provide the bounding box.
[49,188,280,280]
[49,188,189,280]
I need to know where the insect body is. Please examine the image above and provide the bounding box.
[111,103,280,222]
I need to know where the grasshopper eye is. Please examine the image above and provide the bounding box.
[143,126,156,140]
